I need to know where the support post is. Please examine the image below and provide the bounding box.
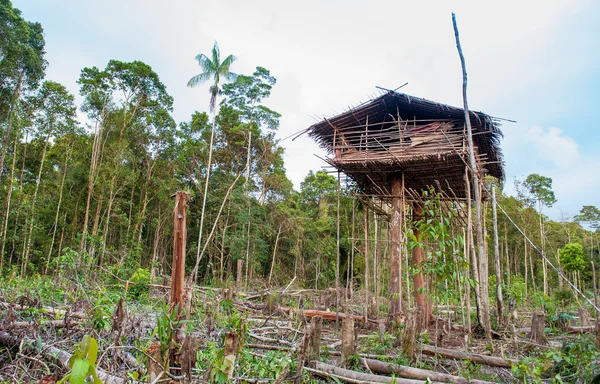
[412,203,429,331]
[389,175,403,322]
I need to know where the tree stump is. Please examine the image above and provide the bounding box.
[307,316,322,364]
[147,341,164,383]
[294,323,312,384]
[340,317,356,368]
[402,310,417,362]
[528,311,547,345]
[223,331,240,379]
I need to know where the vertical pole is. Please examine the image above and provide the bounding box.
[492,186,504,325]
[389,175,403,321]
[364,205,370,321]
[336,171,341,311]
[171,191,189,313]
[453,12,492,345]
[412,203,428,331]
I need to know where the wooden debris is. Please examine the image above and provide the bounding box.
[0,331,132,384]
[362,358,495,384]
[312,362,446,384]
[420,344,515,368]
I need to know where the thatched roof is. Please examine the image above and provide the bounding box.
[306,91,504,199]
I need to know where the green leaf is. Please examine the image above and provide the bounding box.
[70,359,91,384]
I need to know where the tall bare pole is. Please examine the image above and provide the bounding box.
[452,12,493,344]
[492,186,504,325]
[336,171,341,310]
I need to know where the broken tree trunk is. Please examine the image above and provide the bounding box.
[295,322,312,384]
[401,310,417,362]
[313,362,446,384]
[308,316,322,363]
[170,191,189,312]
[223,331,240,379]
[0,331,132,384]
[420,344,515,368]
[362,358,495,384]
[147,341,164,383]
[340,317,356,368]
[528,311,548,345]
[278,306,371,323]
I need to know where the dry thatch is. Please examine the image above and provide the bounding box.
[307,91,503,199]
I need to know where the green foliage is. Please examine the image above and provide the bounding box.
[574,205,600,230]
[512,335,600,383]
[128,268,151,300]
[57,335,102,384]
[560,243,586,272]
[407,189,467,303]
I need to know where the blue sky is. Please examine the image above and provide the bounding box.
[14,0,600,221]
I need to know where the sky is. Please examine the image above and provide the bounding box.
[14,0,600,221]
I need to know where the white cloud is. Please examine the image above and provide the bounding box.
[503,124,600,219]
[524,126,579,167]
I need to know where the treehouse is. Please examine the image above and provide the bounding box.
[308,91,504,199]
[306,90,504,326]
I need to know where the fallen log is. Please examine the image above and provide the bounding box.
[567,325,597,334]
[6,319,80,329]
[420,344,515,368]
[312,362,446,384]
[278,306,376,323]
[362,358,495,384]
[0,302,88,319]
[0,331,134,384]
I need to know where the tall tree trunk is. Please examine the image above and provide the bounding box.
[244,130,252,288]
[81,109,106,251]
[45,147,71,274]
[268,222,283,287]
[0,72,23,178]
[0,132,20,271]
[539,199,548,295]
[453,13,493,344]
[21,135,50,277]
[99,177,117,267]
[194,104,219,282]
[9,132,29,268]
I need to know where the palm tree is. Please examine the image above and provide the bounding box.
[187,41,237,281]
